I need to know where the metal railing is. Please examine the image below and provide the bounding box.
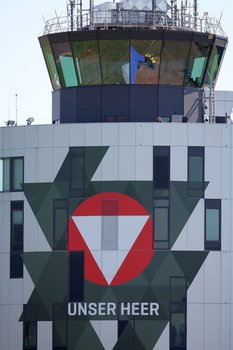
[43,9,226,37]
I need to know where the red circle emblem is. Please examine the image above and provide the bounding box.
[68,192,153,285]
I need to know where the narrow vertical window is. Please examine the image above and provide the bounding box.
[69,251,84,302]
[154,199,169,250]
[153,147,170,197]
[10,201,24,278]
[170,277,187,350]
[188,147,204,197]
[0,157,24,192]
[23,305,37,350]
[69,147,85,197]
[53,304,67,350]
[205,199,221,250]
[53,200,68,250]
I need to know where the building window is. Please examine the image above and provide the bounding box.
[205,199,221,250]
[53,200,68,250]
[153,147,170,198]
[170,277,187,350]
[0,157,24,192]
[69,148,85,197]
[23,305,37,350]
[69,251,84,302]
[153,199,169,250]
[10,201,24,278]
[53,304,67,350]
[188,147,204,198]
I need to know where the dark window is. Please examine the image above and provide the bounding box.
[154,199,169,250]
[170,277,187,350]
[69,147,85,197]
[53,200,68,250]
[205,45,224,86]
[153,147,170,197]
[69,251,84,302]
[10,201,24,278]
[23,306,37,350]
[53,304,67,350]
[205,199,221,250]
[0,157,24,192]
[188,147,204,198]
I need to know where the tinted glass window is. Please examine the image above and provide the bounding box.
[72,40,102,85]
[170,313,186,347]
[153,147,170,196]
[159,40,190,85]
[3,158,10,191]
[185,41,210,87]
[130,40,161,84]
[154,207,168,241]
[206,209,219,241]
[53,304,67,348]
[13,158,24,191]
[24,321,37,348]
[188,147,204,198]
[205,45,224,85]
[101,199,118,250]
[99,40,129,84]
[42,45,61,90]
[52,42,78,87]
[54,200,68,250]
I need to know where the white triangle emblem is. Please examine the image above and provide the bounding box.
[72,215,149,284]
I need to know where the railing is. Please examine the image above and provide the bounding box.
[43,9,226,37]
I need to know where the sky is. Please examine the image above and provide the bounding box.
[0,0,232,126]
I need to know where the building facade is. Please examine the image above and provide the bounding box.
[0,1,232,349]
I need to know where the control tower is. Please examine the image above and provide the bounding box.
[40,0,227,124]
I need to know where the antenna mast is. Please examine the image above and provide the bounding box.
[193,0,198,30]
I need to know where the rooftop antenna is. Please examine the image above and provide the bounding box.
[152,0,157,25]
[67,0,76,31]
[171,0,174,26]
[15,94,18,126]
[90,0,94,28]
[193,0,198,30]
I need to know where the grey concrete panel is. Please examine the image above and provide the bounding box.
[204,304,221,350]
[52,90,61,122]
[39,125,54,148]
[24,148,39,183]
[184,88,202,122]
[38,147,54,182]
[86,123,102,146]
[204,252,221,303]
[38,321,52,350]
[119,123,136,146]
[221,251,231,303]
[136,123,153,146]
[171,123,188,146]
[136,146,152,181]
[102,123,119,146]
[154,123,171,145]
[205,147,222,199]
[69,123,86,146]
[11,126,25,150]
[119,146,136,180]
[170,146,187,181]
[25,125,39,149]
[187,304,204,350]
[205,124,222,147]
[53,124,69,147]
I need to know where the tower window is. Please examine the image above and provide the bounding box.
[205,199,221,250]
[0,157,24,192]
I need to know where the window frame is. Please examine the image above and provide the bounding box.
[187,147,204,198]
[10,201,24,279]
[69,147,85,198]
[53,199,68,250]
[205,199,221,250]
[0,157,24,192]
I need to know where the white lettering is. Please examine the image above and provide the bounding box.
[89,303,97,316]
[141,302,149,316]
[68,303,77,316]
[77,303,87,315]
[150,303,159,316]
[107,302,117,316]
[132,303,140,316]
[120,302,131,315]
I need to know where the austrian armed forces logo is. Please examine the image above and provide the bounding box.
[68,192,153,285]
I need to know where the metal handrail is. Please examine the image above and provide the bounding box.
[43,9,226,37]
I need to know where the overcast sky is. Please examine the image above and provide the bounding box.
[0,0,232,126]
